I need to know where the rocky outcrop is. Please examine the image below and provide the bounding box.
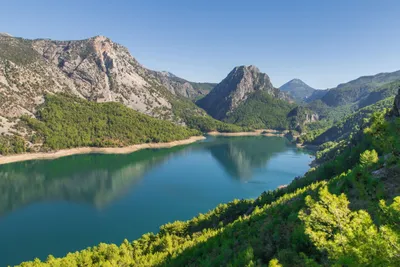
[393,87,400,116]
[287,106,319,131]
[197,65,289,120]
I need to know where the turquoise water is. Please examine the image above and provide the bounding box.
[0,136,313,266]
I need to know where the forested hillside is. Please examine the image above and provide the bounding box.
[224,91,295,129]
[21,94,200,150]
[17,81,400,267]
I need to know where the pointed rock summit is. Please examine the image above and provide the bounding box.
[197,65,287,120]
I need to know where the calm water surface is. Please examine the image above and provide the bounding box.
[0,136,313,266]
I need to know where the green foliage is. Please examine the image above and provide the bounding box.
[224,91,296,129]
[0,134,27,155]
[268,258,283,267]
[307,97,394,145]
[170,95,247,133]
[360,149,379,167]
[300,187,400,266]
[22,93,200,150]
[184,115,246,132]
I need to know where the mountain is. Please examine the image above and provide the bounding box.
[0,35,211,121]
[280,78,325,102]
[321,70,400,107]
[197,65,289,120]
[149,70,216,100]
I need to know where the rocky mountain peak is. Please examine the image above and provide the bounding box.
[197,65,288,120]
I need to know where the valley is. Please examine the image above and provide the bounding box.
[0,31,399,267]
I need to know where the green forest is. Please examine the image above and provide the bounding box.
[17,98,400,266]
[22,94,200,150]
[224,91,296,129]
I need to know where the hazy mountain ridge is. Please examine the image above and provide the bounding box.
[280,78,325,103]
[320,70,400,107]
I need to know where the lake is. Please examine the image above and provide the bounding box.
[0,136,313,266]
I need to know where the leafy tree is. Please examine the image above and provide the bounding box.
[359,149,379,167]
[300,186,400,266]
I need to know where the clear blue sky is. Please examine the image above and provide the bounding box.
[1,0,399,88]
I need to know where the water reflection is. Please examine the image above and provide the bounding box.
[205,136,294,180]
[0,146,187,217]
[0,136,310,217]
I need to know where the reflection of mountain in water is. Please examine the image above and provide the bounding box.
[205,136,292,180]
[0,146,187,217]
[0,136,307,217]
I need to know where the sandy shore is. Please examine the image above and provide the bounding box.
[0,136,206,165]
[207,129,285,137]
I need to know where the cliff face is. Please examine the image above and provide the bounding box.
[197,65,289,120]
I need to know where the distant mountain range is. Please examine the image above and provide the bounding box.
[1,33,400,143]
[280,78,326,103]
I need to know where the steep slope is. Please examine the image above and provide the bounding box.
[196,65,289,120]
[321,70,400,107]
[306,96,394,145]
[3,93,199,154]
[0,35,80,117]
[305,80,400,131]
[280,78,323,102]
[224,91,296,129]
[18,85,400,267]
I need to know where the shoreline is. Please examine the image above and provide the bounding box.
[207,129,285,137]
[0,136,206,165]
[296,143,319,151]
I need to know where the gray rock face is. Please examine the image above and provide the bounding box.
[197,65,289,120]
[394,88,400,116]
[148,70,215,99]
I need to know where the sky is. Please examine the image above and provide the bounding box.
[1,0,399,88]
